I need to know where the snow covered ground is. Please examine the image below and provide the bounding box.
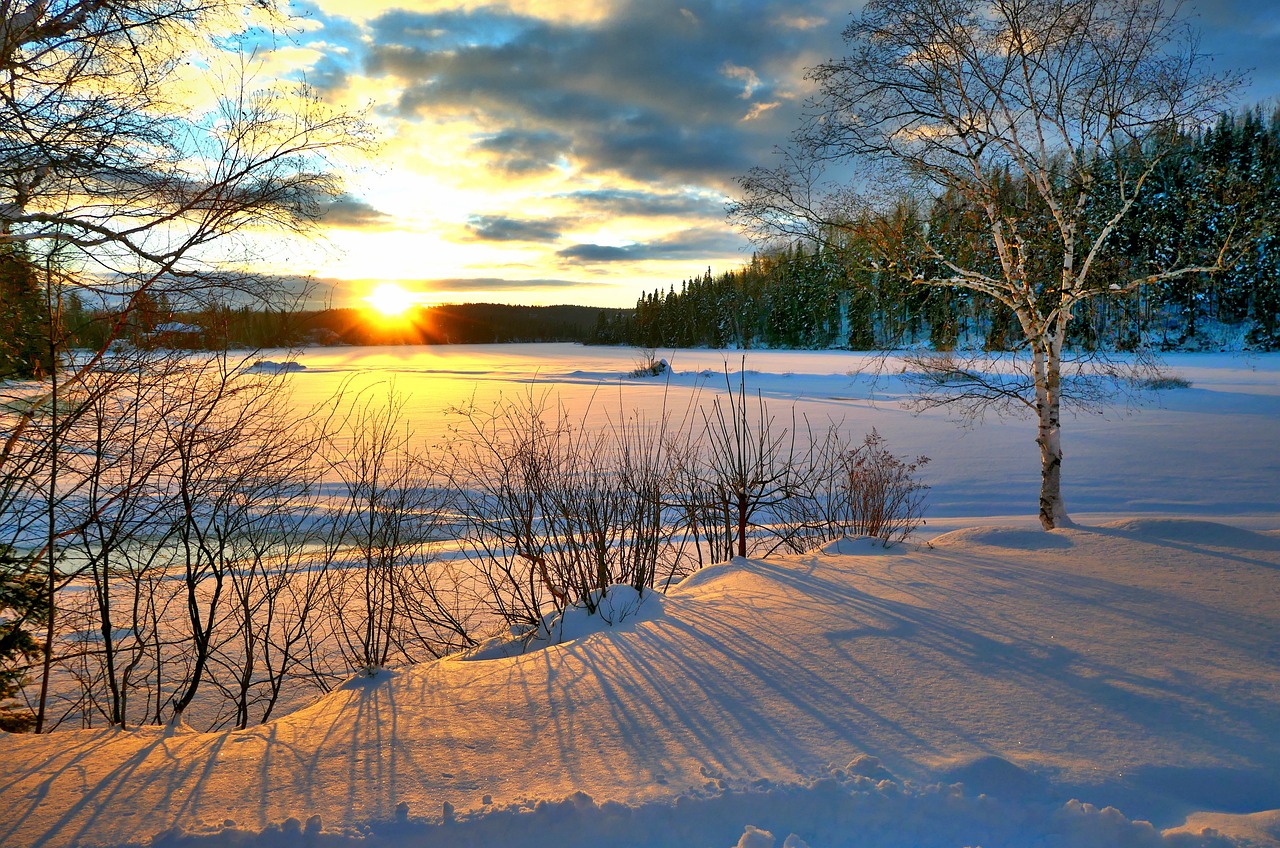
[277,344,1280,525]
[1,345,1278,848]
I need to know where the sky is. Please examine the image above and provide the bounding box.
[253,0,1280,310]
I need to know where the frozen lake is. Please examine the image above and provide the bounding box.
[7,343,1280,848]
[272,343,1280,531]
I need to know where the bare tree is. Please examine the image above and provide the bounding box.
[156,355,311,724]
[0,1,369,729]
[445,391,555,633]
[66,353,189,728]
[2,349,326,731]
[321,389,461,675]
[209,416,327,729]
[0,1,370,472]
[686,368,808,560]
[733,0,1238,528]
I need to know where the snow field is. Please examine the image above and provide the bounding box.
[2,518,1278,847]
[2,345,1278,847]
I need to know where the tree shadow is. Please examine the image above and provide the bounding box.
[4,522,1278,842]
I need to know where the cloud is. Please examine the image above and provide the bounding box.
[743,101,780,122]
[561,189,724,218]
[721,62,762,99]
[424,276,591,292]
[317,194,394,228]
[473,128,572,174]
[773,13,828,30]
[557,244,633,262]
[359,2,845,184]
[465,214,565,242]
[557,227,745,263]
[1192,0,1280,103]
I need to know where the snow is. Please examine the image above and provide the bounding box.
[462,586,661,661]
[244,359,307,374]
[269,344,1280,524]
[1,345,1278,848]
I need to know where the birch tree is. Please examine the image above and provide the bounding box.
[733,0,1238,528]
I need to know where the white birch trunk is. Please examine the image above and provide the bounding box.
[1034,333,1071,530]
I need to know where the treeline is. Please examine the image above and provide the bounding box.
[304,303,607,346]
[11,302,610,367]
[598,107,1280,352]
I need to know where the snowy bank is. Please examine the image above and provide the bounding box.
[0,519,1277,847]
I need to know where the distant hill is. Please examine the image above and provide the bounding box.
[299,303,628,346]
[66,303,636,350]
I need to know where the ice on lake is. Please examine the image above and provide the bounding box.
[273,343,1280,530]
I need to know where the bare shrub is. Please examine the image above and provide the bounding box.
[766,422,854,556]
[1136,374,1192,391]
[675,367,810,560]
[445,388,681,636]
[320,388,470,676]
[832,430,929,546]
[757,421,932,553]
[629,348,668,378]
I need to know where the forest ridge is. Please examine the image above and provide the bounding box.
[602,108,1280,352]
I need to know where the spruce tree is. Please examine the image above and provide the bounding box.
[0,245,52,379]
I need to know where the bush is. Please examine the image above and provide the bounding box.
[836,430,930,544]
[445,389,684,631]
[1136,374,1192,390]
[773,428,930,552]
[628,348,669,378]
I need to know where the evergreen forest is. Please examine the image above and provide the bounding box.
[596,108,1280,352]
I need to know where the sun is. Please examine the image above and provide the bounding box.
[364,283,419,317]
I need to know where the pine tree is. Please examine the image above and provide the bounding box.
[0,546,48,731]
[0,245,52,379]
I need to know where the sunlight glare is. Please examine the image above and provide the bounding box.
[365,283,419,317]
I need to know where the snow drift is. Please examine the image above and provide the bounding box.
[1,519,1277,847]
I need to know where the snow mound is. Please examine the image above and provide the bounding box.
[461,585,662,661]
[815,536,906,556]
[937,754,1053,801]
[338,668,401,689]
[1099,518,1280,550]
[1170,809,1280,847]
[668,557,752,594]
[930,526,1076,550]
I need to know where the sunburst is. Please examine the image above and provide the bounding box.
[364,283,419,317]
